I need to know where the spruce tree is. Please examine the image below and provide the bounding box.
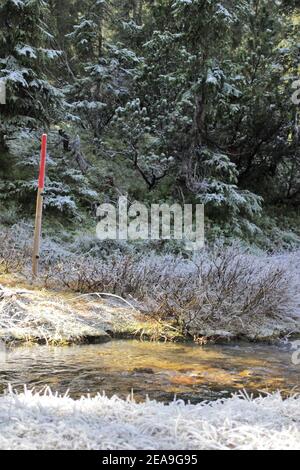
[0,0,62,153]
[0,0,62,212]
[67,0,140,140]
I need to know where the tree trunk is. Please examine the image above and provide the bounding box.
[71,136,89,174]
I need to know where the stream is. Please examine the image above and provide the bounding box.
[0,340,299,403]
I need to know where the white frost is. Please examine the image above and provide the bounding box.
[0,389,300,450]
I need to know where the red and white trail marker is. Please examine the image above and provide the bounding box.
[32,134,48,277]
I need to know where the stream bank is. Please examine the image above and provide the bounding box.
[1,277,300,346]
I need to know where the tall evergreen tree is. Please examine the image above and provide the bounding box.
[112,0,263,231]
[0,0,299,238]
[67,0,141,140]
[0,0,62,152]
[0,0,62,207]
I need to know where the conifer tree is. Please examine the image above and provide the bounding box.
[0,0,62,153]
[67,0,141,140]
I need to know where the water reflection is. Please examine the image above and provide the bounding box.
[0,340,299,403]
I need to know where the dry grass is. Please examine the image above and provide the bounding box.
[0,277,177,345]
[0,284,111,345]
[1,224,300,342]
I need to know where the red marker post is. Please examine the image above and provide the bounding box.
[32,134,47,277]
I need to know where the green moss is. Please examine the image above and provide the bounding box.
[112,319,184,343]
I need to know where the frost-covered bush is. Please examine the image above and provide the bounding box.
[40,244,300,339]
[1,222,299,340]
[0,223,31,274]
[173,247,300,338]
[69,234,133,258]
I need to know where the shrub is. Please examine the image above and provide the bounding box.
[0,223,31,274]
[39,244,300,339]
[1,224,299,340]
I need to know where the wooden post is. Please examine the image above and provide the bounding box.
[32,134,47,278]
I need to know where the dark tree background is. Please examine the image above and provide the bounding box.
[0,0,299,247]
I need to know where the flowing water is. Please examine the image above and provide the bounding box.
[0,340,299,403]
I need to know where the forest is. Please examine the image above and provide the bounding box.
[0,0,299,249]
[0,0,300,452]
